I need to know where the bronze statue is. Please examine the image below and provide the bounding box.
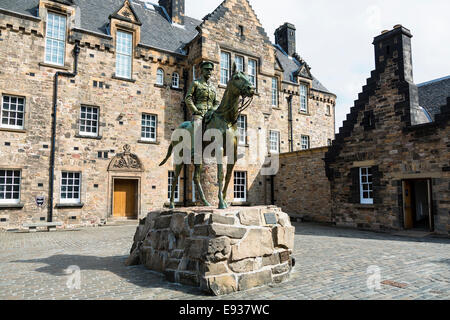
[160,62,254,209]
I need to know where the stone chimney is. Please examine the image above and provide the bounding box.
[275,23,296,56]
[158,0,185,25]
[373,25,425,125]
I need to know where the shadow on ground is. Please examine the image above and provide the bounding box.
[12,254,208,297]
[292,222,450,245]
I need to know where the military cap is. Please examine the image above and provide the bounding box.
[200,61,214,70]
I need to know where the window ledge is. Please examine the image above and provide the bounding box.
[154,84,166,88]
[298,111,311,116]
[39,62,70,71]
[75,134,102,140]
[0,203,24,209]
[231,201,251,207]
[238,143,250,148]
[55,203,84,209]
[112,75,136,83]
[171,86,183,91]
[138,139,160,145]
[0,127,26,133]
[272,107,282,110]
[355,204,375,209]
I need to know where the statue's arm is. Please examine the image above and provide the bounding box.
[212,87,220,111]
[185,82,199,115]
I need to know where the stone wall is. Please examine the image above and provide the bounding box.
[126,206,295,295]
[275,148,331,223]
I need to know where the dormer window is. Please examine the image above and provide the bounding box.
[157,68,164,85]
[300,84,308,113]
[172,72,179,88]
[115,31,133,79]
[45,12,67,66]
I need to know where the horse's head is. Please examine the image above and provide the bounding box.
[229,63,255,98]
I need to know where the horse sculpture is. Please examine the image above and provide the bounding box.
[159,64,254,209]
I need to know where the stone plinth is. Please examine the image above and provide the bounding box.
[126,206,295,295]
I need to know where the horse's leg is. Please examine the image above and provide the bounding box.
[169,164,183,209]
[217,161,227,209]
[194,164,211,207]
[223,136,238,203]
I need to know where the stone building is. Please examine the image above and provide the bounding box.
[324,26,449,235]
[0,0,335,229]
[275,26,449,236]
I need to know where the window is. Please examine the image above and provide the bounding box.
[0,170,21,204]
[141,114,157,142]
[301,135,310,150]
[238,25,244,38]
[269,130,280,153]
[237,114,247,146]
[1,95,25,129]
[235,55,244,73]
[326,105,331,116]
[168,171,180,202]
[300,84,308,113]
[248,59,257,87]
[327,139,332,146]
[233,171,247,202]
[359,167,373,204]
[272,78,278,106]
[79,106,99,137]
[172,72,179,88]
[220,52,230,85]
[156,68,164,85]
[45,12,66,66]
[60,172,81,204]
[116,31,133,79]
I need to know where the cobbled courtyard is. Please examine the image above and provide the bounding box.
[0,222,448,300]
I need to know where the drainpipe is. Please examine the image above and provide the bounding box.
[287,94,294,152]
[182,69,188,207]
[48,42,80,223]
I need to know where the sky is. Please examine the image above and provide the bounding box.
[185,0,450,132]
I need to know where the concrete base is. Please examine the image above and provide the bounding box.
[126,206,295,296]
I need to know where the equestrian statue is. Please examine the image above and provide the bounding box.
[159,61,254,209]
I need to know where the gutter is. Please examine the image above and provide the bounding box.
[182,69,188,206]
[48,43,80,223]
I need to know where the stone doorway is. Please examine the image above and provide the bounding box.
[402,179,433,231]
[113,179,138,219]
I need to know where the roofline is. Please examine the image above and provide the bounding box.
[137,43,187,57]
[0,8,41,22]
[417,75,450,87]
[72,27,113,40]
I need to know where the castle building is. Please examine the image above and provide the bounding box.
[274,25,449,236]
[0,0,336,229]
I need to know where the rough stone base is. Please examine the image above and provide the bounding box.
[126,206,295,295]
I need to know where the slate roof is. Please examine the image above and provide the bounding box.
[0,0,333,92]
[275,46,334,95]
[0,0,202,55]
[417,75,450,120]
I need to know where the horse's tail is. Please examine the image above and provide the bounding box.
[159,142,174,166]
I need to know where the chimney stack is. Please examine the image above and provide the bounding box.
[275,23,296,56]
[158,0,185,25]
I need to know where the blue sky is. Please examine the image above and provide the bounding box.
[185,0,450,132]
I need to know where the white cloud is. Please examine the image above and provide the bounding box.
[186,0,450,132]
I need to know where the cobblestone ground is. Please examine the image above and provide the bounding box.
[0,222,449,300]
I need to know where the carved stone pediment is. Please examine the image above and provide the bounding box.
[108,144,144,172]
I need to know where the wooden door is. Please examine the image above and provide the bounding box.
[113,180,137,218]
[403,180,413,229]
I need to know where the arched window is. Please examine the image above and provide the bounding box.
[172,72,179,88]
[156,68,164,85]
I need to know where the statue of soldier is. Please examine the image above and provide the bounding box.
[185,61,220,125]
[183,61,220,207]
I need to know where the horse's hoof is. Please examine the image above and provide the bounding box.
[218,201,227,210]
[203,201,212,207]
